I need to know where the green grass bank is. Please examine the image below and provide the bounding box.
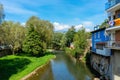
[0,54,55,80]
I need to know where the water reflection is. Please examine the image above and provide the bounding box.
[39,63,54,80]
[26,53,93,80]
[52,53,93,80]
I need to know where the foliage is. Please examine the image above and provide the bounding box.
[52,32,63,50]
[65,47,76,57]
[0,54,55,80]
[60,34,67,50]
[26,16,54,48]
[64,27,90,58]
[0,21,26,54]
[0,16,54,55]
[22,26,44,56]
[99,19,109,28]
[73,28,88,56]
[65,26,76,47]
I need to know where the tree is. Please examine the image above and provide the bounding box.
[0,4,5,24]
[60,34,67,50]
[1,21,26,54]
[22,26,43,56]
[65,26,76,47]
[73,28,88,56]
[99,19,109,28]
[26,16,54,49]
[52,32,63,50]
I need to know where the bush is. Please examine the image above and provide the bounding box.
[65,47,76,57]
[65,47,85,59]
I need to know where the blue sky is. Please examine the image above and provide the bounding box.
[0,0,107,31]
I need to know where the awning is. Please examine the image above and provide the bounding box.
[114,18,120,26]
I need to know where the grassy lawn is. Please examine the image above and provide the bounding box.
[0,54,55,80]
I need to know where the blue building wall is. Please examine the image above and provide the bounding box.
[91,28,109,52]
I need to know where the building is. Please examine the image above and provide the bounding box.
[105,0,120,80]
[91,27,112,79]
[91,27,111,56]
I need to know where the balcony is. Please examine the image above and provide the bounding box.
[106,19,120,32]
[105,0,120,10]
[106,40,120,50]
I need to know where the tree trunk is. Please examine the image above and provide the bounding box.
[12,49,15,55]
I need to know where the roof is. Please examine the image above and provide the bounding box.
[91,27,106,33]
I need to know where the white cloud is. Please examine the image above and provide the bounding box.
[82,21,94,27]
[53,22,92,32]
[74,21,94,32]
[21,22,25,27]
[74,24,91,32]
[53,22,70,31]
[86,28,91,32]
[74,24,83,30]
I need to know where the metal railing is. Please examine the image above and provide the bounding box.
[105,0,120,10]
[106,40,120,49]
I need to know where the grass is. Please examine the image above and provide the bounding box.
[0,53,55,80]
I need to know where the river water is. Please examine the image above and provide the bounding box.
[26,53,94,80]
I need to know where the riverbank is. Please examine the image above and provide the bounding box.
[0,54,55,80]
[65,47,87,62]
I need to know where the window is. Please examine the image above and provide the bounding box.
[98,32,100,38]
[94,33,97,39]
[118,13,120,18]
[108,16,111,21]
[96,44,104,50]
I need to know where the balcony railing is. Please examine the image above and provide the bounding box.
[105,0,120,10]
[106,40,120,49]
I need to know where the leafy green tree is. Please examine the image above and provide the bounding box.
[26,16,54,48]
[0,21,26,54]
[60,34,67,50]
[99,19,109,28]
[65,26,76,47]
[52,32,63,50]
[23,26,43,56]
[74,28,88,56]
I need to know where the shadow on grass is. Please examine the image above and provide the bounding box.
[0,58,31,80]
[17,51,54,58]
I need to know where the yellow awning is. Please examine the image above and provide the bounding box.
[114,18,120,26]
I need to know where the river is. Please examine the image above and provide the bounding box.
[25,52,94,80]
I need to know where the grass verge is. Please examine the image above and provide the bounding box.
[0,54,55,80]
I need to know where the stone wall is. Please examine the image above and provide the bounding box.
[90,52,111,79]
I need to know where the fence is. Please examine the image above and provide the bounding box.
[106,40,120,48]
